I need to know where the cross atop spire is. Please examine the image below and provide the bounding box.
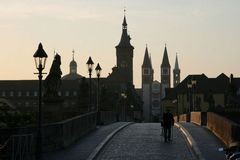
[72,49,75,61]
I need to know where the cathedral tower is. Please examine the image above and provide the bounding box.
[142,45,153,122]
[115,14,134,85]
[161,44,171,98]
[173,53,180,87]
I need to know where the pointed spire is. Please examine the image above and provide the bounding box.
[116,11,133,48]
[161,44,170,67]
[123,7,127,27]
[122,16,127,27]
[174,53,180,70]
[142,45,152,68]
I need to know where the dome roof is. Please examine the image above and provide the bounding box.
[70,60,77,67]
[62,73,83,80]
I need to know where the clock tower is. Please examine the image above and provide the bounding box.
[115,14,134,85]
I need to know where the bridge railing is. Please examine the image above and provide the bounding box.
[0,111,97,155]
[175,112,240,146]
[190,112,207,126]
[100,111,116,125]
[43,111,96,151]
[207,112,240,146]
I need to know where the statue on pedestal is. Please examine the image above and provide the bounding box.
[44,54,62,100]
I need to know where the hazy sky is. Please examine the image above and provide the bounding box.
[0,0,239,88]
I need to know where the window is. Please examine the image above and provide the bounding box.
[25,101,29,107]
[162,68,169,75]
[73,91,77,96]
[120,61,127,68]
[10,91,14,97]
[65,91,69,96]
[34,91,38,97]
[143,69,150,75]
[58,91,62,96]
[18,91,22,97]
[26,91,30,97]
[2,91,6,97]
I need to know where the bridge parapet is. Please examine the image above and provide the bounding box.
[207,112,240,146]
[191,112,207,126]
[0,112,97,154]
[176,112,240,146]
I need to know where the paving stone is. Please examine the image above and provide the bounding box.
[96,123,196,160]
[43,122,127,160]
[180,123,225,160]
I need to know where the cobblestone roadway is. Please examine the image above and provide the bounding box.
[96,123,196,160]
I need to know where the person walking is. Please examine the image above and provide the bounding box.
[162,109,174,142]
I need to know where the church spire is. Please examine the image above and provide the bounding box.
[142,45,151,68]
[173,52,180,87]
[161,44,170,67]
[174,53,179,70]
[116,10,133,48]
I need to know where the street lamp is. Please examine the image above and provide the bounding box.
[191,80,197,111]
[95,63,102,124]
[130,105,134,121]
[121,93,127,121]
[187,83,192,113]
[86,56,94,111]
[33,43,48,160]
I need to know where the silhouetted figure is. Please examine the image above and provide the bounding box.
[44,54,62,98]
[162,109,174,142]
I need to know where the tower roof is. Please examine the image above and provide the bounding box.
[70,59,77,67]
[122,15,127,26]
[116,15,133,48]
[174,53,180,70]
[142,46,152,68]
[161,45,170,67]
[70,50,77,67]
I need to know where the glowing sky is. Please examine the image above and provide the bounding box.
[0,0,239,88]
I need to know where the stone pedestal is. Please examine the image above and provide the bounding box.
[43,97,64,123]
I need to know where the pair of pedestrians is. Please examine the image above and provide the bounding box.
[161,109,174,142]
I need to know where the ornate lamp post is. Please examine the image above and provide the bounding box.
[86,56,94,111]
[95,63,102,124]
[33,43,48,160]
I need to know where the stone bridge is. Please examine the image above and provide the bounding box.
[1,111,240,160]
